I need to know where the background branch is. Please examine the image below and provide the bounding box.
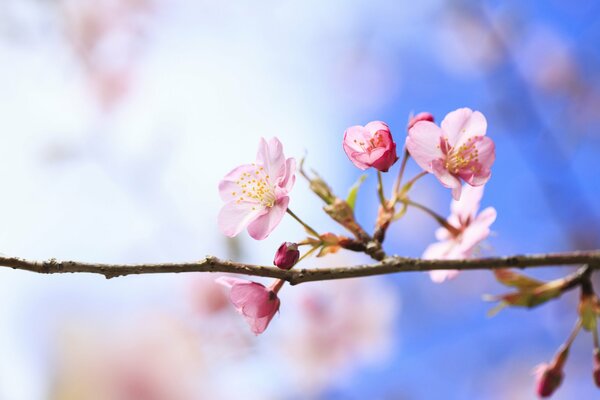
[0,251,598,285]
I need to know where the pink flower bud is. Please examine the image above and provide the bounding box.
[593,350,600,388]
[534,363,564,398]
[407,112,434,130]
[343,121,398,172]
[273,242,300,270]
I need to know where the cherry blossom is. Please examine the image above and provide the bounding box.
[216,277,282,334]
[218,137,296,240]
[343,121,398,172]
[423,184,496,282]
[406,108,495,200]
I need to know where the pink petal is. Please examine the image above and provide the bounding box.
[464,136,495,186]
[229,282,275,318]
[364,120,390,135]
[218,164,255,202]
[459,207,496,253]
[278,157,296,193]
[246,196,289,240]
[452,110,488,149]
[343,126,372,152]
[256,137,286,181]
[406,121,444,173]
[450,184,484,223]
[215,276,248,289]
[218,201,266,238]
[353,146,387,167]
[440,108,487,147]
[245,300,279,334]
[370,146,398,172]
[431,159,462,200]
[429,269,460,283]
[423,240,457,259]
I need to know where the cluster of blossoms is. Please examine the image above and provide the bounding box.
[216,107,496,334]
[214,107,600,397]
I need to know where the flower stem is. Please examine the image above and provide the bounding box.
[392,148,410,197]
[401,198,461,236]
[567,319,583,347]
[269,279,285,294]
[286,208,321,238]
[377,171,387,207]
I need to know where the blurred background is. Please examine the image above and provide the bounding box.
[0,0,599,399]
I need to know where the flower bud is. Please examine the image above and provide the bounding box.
[273,242,300,270]
[535,363,564,398]
[407,112,434,130]
[593,349,600,388]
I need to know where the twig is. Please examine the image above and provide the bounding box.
[0,250,598,285]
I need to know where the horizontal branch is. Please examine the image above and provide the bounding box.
[0,250,599,285]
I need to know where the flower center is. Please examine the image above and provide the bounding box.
[353,132,385,152]
[441,136,481,175]
[233,165,276,208]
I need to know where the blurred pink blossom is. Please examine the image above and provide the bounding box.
[423,185,496,282]
[279,280,396,393]
[218,137,296,240]
[59,0,153,111]
[343,121,398,172]
[52,316,205,400]
[406,108,495,200]
[216,277,283,334]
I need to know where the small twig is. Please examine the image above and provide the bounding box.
[0,250,598,285]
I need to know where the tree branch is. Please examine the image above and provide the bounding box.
[0,250,599,285]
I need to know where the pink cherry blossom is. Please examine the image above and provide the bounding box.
[343,121,398,172]
[423,184,496,283]
[216,277,282,334]
[406,108,495,200]
[218,137,296,240]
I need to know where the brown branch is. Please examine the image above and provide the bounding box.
[0,250,599,285]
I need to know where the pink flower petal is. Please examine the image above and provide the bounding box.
[218,164,255,202]
[431,159,462,200]
[229,282,276,318]
[451,110,488,149]
[245,305,279,334]
[440,108,487,147]
[218,201,266,238]
[365,120,390,134]
[459,207,496,253]
[278,157,296,193]
[256,137,286,181]
[450,184,484,223]
[215,276,248,289]
[406,121,444,173]
[247,196,289,240]
[462,136,495,186]
[429,269,460,283]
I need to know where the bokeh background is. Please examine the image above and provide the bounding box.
[0,0,599,399]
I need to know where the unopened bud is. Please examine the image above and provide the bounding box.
[407,112,434,130]
[593,349,600,388]
[273,242,300,270]
[535,363,564,398]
